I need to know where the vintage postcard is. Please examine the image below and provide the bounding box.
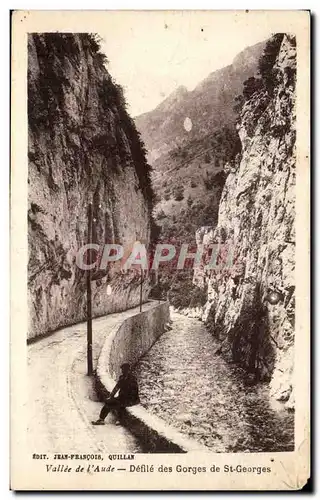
[10,10,310,490]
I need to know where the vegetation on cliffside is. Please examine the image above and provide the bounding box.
[28,33,156,338]
[29,33,155,212]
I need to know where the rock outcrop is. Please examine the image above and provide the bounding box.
[195,34,296,408]
[135,40,267,307]
[28,34,154,340]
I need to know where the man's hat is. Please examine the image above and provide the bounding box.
[120,363,130,370]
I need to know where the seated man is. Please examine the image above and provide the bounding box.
[92,363,140,425]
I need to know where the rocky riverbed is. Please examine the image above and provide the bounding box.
[134,312,294,453]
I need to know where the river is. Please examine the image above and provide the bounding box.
[134,311,294,453]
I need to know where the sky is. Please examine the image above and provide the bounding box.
[98,11,274,117]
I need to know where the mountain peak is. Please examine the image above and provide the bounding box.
[165,85,188,99]
[135,39,266,159]
[156,85,189,112]
[171,84,188,97]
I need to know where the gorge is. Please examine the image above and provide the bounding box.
[28,31,297,419]
[136,33,296,409]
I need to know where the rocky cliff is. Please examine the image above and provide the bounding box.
[28,34,154,340]
[195,34,296,408]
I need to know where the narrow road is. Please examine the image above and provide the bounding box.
[27,303,155,455]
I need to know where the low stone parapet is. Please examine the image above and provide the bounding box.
[96,301,208,453]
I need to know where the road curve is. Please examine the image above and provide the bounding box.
[27,303,156,455]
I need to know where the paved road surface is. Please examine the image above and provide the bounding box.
[27,304,155,455]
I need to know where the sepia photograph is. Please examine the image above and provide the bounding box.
[10,10,310,490]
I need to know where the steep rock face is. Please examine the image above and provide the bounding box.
[28,34,153,340]
[195,35,296,408]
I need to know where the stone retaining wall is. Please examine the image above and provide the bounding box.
[96,301,208,453]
